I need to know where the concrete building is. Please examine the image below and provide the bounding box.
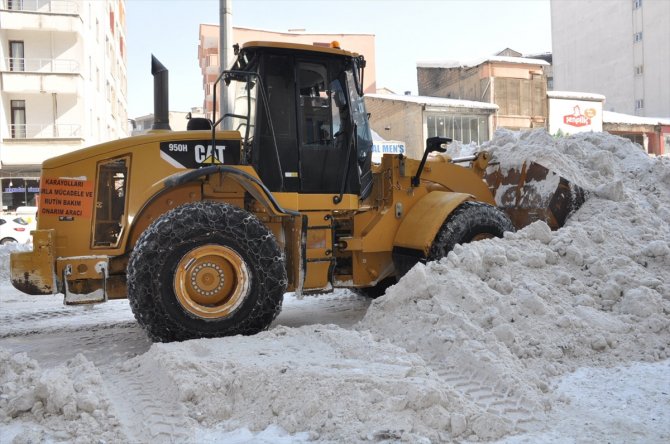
[551,0,670,117]
[365,94,498,160]
[0,0,128,211]
[198,25,376,118]
[417,56,549,131]
[603,111,670,156]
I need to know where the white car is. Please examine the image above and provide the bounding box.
[0,216,32,245]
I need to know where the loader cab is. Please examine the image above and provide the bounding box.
[222,42,373,198]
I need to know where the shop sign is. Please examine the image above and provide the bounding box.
[549,98,603,135]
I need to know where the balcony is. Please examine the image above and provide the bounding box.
[2,58,80,93]
[7,123,82,140]
[3,57,79,73]
[0,0,82,31]
[1,0,79,14]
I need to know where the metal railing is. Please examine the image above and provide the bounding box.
[8,123,82,139]
[4,57,80,73]
[1,0,79,15]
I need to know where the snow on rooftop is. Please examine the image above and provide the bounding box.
[547,91,606,101]
[417,55,550,69]
[604,111,670,126]
[365,93,498,111]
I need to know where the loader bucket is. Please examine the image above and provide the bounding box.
[485,161,587,230]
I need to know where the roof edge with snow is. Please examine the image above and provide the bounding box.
[365,93,499,111]
[603,111,670,126]
[417,56,550,69]
[548,91,606,101]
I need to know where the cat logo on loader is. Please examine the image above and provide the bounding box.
[10,42,585,342]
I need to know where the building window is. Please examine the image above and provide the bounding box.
[10,100,26,139]
[633,0,642,9]
[1,178,39,211]
[426,113,489,145]
[109,9,115,35]
[7,0,24,10]
[9,41,25,72]
[635,65,644,75]
[622,134,644,147]
[635,99,644,109]
[634,32,643,43]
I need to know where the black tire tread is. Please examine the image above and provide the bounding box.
[127,202,286,342]
[428,201,515,261]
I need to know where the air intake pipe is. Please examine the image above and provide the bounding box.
[151,55,171,130]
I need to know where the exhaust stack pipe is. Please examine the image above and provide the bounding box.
[151,55,171,130]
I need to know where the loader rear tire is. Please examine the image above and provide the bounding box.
[127,202,286,342]
[428,201,514,261]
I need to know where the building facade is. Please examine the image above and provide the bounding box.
[365,94,498,160]
[603,111,670,156]
[0,0,128,211]
[551,0,670,117]
[198,25,376,118]
[417,56,549,131]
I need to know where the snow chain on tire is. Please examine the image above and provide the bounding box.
[127,201,286,342]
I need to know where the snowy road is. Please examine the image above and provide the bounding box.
[2,282,668,444]
[0,284,370,368]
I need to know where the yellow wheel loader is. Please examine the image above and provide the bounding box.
[9,42,584,342]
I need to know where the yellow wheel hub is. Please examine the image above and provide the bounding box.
[472,233,495,242]
[174,245,250,319]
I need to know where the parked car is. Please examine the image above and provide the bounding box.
[15,206,38,225]
[0,216,32,245]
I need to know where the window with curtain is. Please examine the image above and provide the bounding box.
[10,100,26,139]
[9,41,24,72]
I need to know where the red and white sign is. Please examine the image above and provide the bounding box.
[549,96,603,135]
[563,105,592,127]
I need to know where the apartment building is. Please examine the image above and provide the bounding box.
[0,0,127,211]
[198,25,376,119]
[551,0,670,117]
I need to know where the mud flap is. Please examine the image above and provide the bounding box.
[485,161,587,230]
[59,257,109,305]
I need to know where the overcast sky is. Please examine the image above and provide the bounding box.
[126,0,551,117]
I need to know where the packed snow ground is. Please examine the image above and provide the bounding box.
[1,130,669,443]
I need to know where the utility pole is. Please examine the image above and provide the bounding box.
[219,0,233,129]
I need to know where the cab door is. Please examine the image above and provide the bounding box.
[296,60,347,194]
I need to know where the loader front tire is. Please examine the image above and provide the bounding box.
[428,201,514,261]
[127,202,286,342]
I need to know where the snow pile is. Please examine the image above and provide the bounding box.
[122,325,479,442]
[0,349,126,443]
[359,129,670,439]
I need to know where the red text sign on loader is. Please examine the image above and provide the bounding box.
[39,177,95,219]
